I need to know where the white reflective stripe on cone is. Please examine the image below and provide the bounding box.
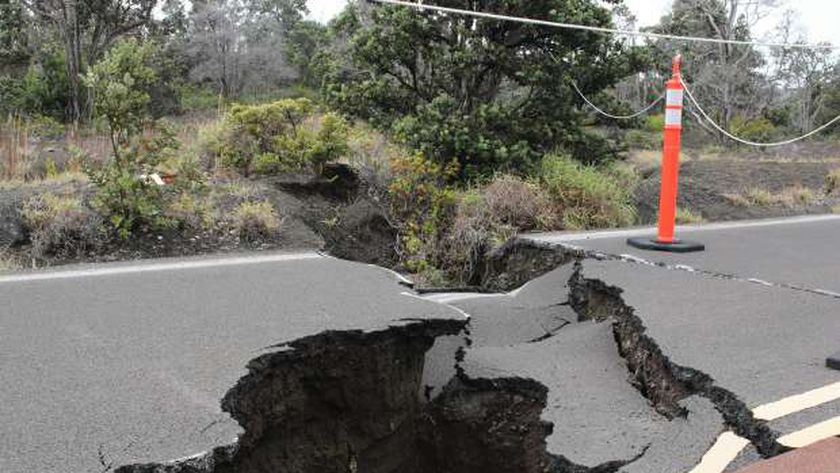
[666,89,684,106]
[665,108,683,126]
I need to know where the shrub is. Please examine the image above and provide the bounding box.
[204,99,349,176]
[645,114,665,132]
[440,176,552,283]
[624,129,659,150]
[537,153,636,229]
[166,192,215,231]
[22,193,102,259]
[826,168,840,196]
[88,161,167,239]
[388,153,458,272]
[731,116,776,142]
[233,201,281,243]
[310,112,350,171]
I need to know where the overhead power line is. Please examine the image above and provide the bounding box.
[571,81,664,120]
[681,77,840,147]
[368,0,840,50]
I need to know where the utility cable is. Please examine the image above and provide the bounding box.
[571,81,664,120]
[368,0,840,50]
[680,77,840,147]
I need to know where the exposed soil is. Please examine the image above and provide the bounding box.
[635,160,840,223]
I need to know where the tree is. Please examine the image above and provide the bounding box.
[21,0,155,121]
[186,0,300,99]
[320,0,646,177]
[650,0,778,136]
[0,0,30,69]
[83,38,157,158]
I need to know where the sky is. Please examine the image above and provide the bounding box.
[305,0,840,45]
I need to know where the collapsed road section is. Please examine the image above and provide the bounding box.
[6,220,840,473]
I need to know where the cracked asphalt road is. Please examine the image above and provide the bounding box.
[0,253,463,473]
[523,215,840,471]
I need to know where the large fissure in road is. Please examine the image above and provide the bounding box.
[115,317,641,473]
[568,261,785,458]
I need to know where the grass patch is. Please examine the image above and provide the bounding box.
[675,207,705,224]
[233,200,281,243]
[742,187,775,206]
[778,186,816,207]
[538,153,637,230]
[21,193,103,259]
[826,168,840,196]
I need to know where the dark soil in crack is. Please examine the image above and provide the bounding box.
[567,261,784,458]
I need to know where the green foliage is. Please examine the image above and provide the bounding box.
[730,116,776,142]
[84,38,159,158]
[86,160,167,239]
[645,114,665,133]
[204,99,350,175]
[624,129,659,150]
[388,153,459,272]
[537,153,637,229]
[321,0,646,177]
[21,193,103,258]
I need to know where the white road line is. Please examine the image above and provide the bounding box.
[688,432,751,473]
[401,292,472,319]
[0,252,323,284]
[753,381,840,421]
[423,292,508,304]
[527,214,840,243]
[778,416,840,448]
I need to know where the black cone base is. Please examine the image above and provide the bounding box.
[828,352,840,371]
[627,237,705,253]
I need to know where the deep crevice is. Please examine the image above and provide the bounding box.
[568,260,785,458]
[114,316,644,473]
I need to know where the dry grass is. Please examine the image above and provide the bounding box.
[777,186,816,207]
[233,200,281,242]
[729,185,818,208]
[0,246,21,272]
[675,207,705,224]
[0,115,34,180]
[21,193,103,259]
[827,168,840,196]
[832,204,840,214]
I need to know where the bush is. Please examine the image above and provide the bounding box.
[233,201,281,242]
[731,116,776,142]
[537,154,637,230]
[441,175,554,283]
[22,193,102,259]
[645,114,665,132]
[166,192,215,231]
[624,129,659,150]
[388,153,458,272]
[826,168,840,196]
[204,99,350,175]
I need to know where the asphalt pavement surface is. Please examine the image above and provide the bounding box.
[0,252,463,473]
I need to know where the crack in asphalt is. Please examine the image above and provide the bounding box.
[567,260,786,458]
[555,242,840,301]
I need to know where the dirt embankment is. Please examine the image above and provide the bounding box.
[0,164,399,269]
[635,160,840,223]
